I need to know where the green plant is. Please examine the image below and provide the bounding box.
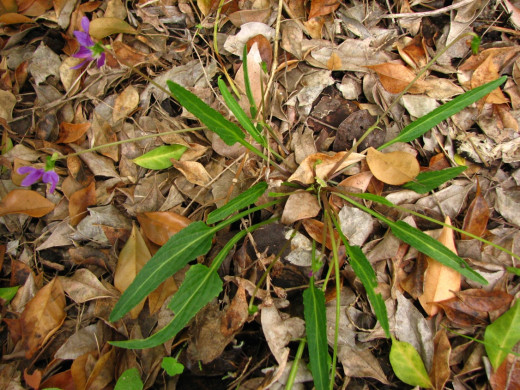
[18,33,512,388]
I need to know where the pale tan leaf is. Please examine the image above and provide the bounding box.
[113,85,139,122]
[281,191,320,225]
[171,160,212,186]
[418,217,461,316]
[59,269,116,304]
[88,17,137,39]
[114,224,152,318]
[288,151,365,184]
[366,147,420,185]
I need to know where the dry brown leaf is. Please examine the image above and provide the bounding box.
[308,0,339,19]
[246,34,272,70]
[17,0,52,16]
[69,181,96,226]
[366,147,420,185]
[470,54,509,104]
[302,16,325,39]
[281,191,321,225]
[367,62,427,94]
[430,329,451,390]
[288,151,364,184]
[57,122,90,144]
[84,348,116,390]
[0,13,34,24]
[461,180,489,240]
[302,218,339,250]
[327,51,342,70]
[398,35,428,70]
[137,211,191,246]
[113,85,139,123]
[21,278,66,358]
[59,269,116,304]
[171,160,212,186]
[40,370,75,390]
[261,300,305,365]
[0,189,55,217]
[114,224,151,318]
[88,17,137,39]
[220,286,248,338]
[147,277,178,314]
[418,217,461,316]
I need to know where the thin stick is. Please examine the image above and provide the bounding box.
[380,0,474,19]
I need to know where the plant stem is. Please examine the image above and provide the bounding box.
[53,127,205,160]
[285,339,306,390]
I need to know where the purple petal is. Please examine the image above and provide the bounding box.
[96,53,105,68]
[73,46,94,59]
[74,31,94,48]
[42,171,59,193]
[81,16,90,34]
[19,167,44,187]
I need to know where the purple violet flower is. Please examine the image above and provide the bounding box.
[17,166,59,193]
[72,17,106,69]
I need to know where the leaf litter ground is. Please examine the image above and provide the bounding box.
[1,0,520,389]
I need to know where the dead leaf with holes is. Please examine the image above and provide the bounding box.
[418,217,461,316]
[366,147,420,185]
[113,224,151,318]
[20,278,66,358]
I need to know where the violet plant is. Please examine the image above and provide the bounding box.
[72,16,106,69]
[17,156,59,193]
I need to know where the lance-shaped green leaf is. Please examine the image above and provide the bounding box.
[166,81,245,146]
[207,182,267,224]
[133,144,187,170]
[303,283,330,390]
[403,166,467,194]
[218,78,266,147]
[110,222,216,322]
[335,193,488,285]
[110,264,222,349]
[390,337,433,388]
[484,299,520,370]
[379,76,507,150]
[389,220,487,284]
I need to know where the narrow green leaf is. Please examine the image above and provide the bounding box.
[390,337,433,388]
[506,266,520,276]
[389,220,488,284]
[0,286,19,303]
[110,264,222,349]
[303,284,330,390]
[133,144,187,170]
[378,76,507,150]
[335,193,488,285]
[344,192,395,207]
[243,44,258,118]
[114,368,143,390]
[402,166,467,194]
[484,300,520,370]
[207,182,267,224]
[109,222,215,322]
[218,78,266,147]
[344,244,390,338]
[162,357,185,376]
[166,81,245,146]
